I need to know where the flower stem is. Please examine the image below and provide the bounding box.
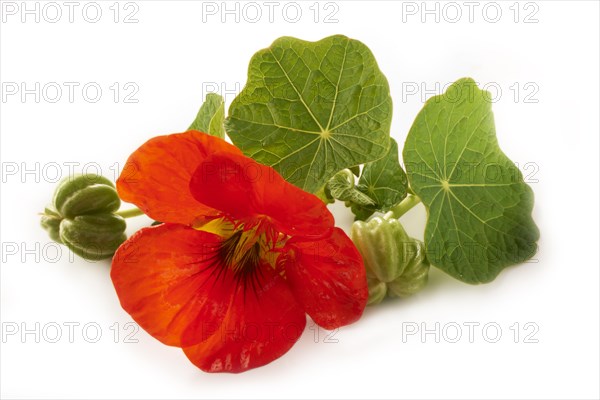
[115,207,145,219]
[390,195,422,218]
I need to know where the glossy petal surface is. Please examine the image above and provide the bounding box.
[112,224,236,347]
[117,131,242,225]
[190,152,333,238]
[182,261,306,373]
[281,227,368,329]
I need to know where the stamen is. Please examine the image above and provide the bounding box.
[203,226,267,298]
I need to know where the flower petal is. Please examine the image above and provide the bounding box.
[189,152,333,238]
[111,223,239,347]
[117,130,242,225]
[182,261,306,373]
[281,227,368,330]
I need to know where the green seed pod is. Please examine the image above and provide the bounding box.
[40,174,126,260]
[351,211,430,305]
[366,275,387,306]
[53,174,120,218]
[60,214,127,260]
[40,206,63,244]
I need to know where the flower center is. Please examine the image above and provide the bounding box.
[199,217,283,295]
[207,222,280,297]
[218,229,262,275]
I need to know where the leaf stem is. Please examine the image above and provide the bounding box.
[115,207,145,219]
[390,195,422,218]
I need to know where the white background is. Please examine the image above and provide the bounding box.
[1,0,599,399]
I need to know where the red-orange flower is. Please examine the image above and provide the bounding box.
[111,130,368,373]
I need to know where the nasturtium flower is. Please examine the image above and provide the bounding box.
[111,130,368,373]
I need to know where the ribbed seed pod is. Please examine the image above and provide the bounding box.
[41,174,126,261]
[351,211,430,305]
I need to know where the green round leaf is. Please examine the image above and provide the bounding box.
[402,78,540,284]
[226,35,392,193]
[189,93,226,139]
